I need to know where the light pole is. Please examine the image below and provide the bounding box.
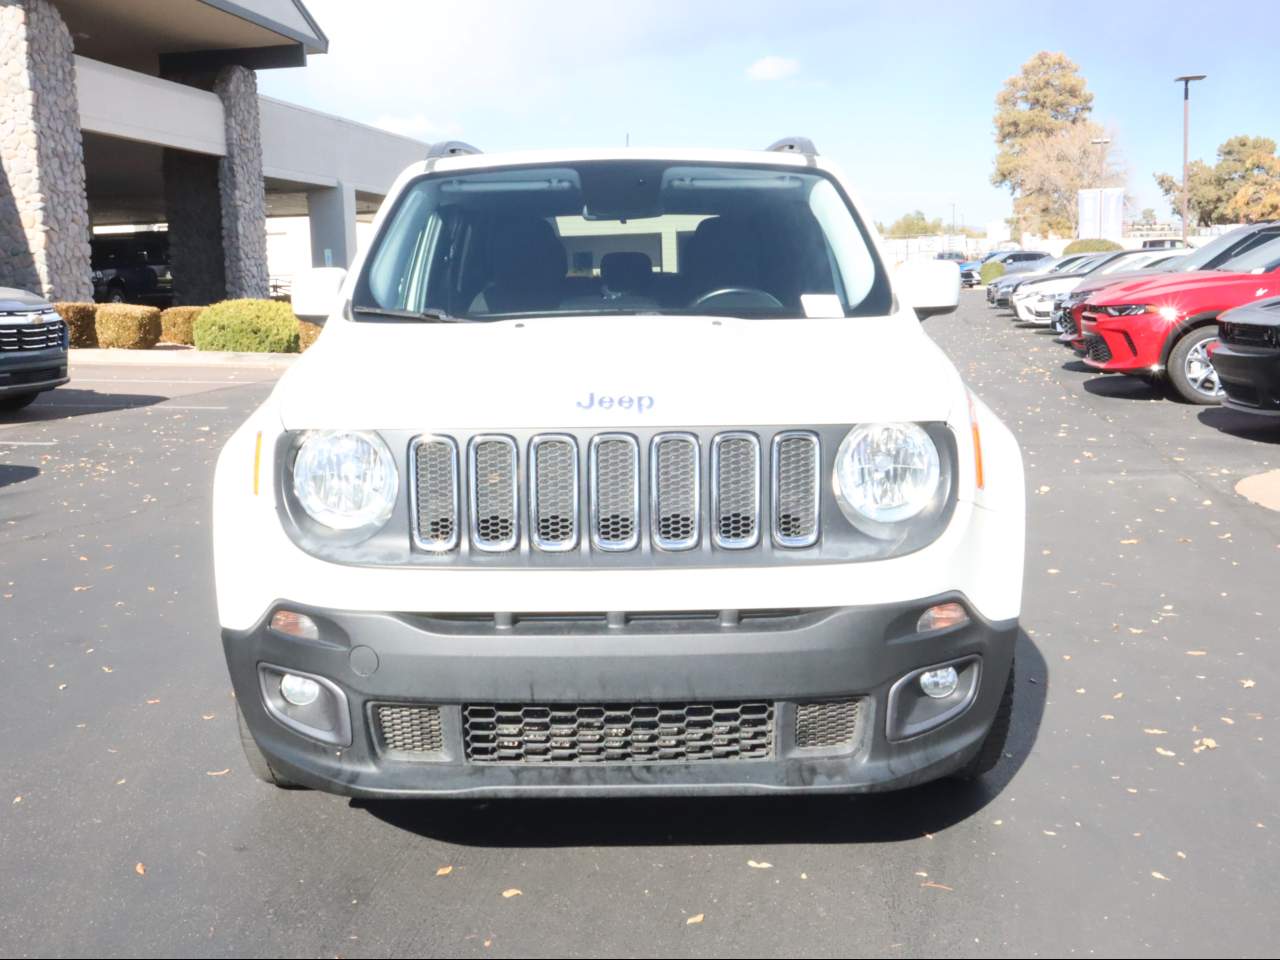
[1175,74,1206,241]
[1090,136,1111,239]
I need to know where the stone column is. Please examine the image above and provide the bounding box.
[214,65,268,300]
[0,0,92,301]
[306,182,357,269]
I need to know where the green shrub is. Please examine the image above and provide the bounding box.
[194,299,300,353]
[979,260,1005,285]
[297,319,323,352]
[1063,238,1123,254]
[95,304,162,349]
[160,306,203,345]
[54,302,98,347]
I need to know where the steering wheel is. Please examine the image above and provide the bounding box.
[691,287,785,310]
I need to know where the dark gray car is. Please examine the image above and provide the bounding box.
[0,287,69,411]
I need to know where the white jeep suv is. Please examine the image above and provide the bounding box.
[213,139,1025,798]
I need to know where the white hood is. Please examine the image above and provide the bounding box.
[275,313,964,431]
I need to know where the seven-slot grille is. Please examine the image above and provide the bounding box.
[411,429,824,555]
[463,701,774,763]
[0,317,65,352]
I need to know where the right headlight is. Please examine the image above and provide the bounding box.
[291,430,398,532]
[833,423,941,528]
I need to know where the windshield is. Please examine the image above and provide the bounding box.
[1217,233,1280,273]
[353,161,892,321]
[1182,224,1278,270]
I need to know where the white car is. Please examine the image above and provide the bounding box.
[213,139,1026,798]
[1010,249,1179,324]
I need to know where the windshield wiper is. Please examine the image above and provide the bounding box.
[351,305,467,323]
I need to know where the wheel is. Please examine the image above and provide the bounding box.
[1167,326,1224,404]
[107,286,125,303]
[952,659,1014,780]
[0,391,40,412]
[237,706,304,789]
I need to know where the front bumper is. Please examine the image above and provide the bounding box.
[0,348,68,397]
[226,595,1018,798]
[1212,342,1280,415]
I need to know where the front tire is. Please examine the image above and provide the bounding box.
[237,706,303,789]
[952,659,1014,780]
[1167,326,1224,404]
[0,391,40,412]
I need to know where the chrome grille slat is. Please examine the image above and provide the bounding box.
[711,432,760,549]
[771,431,820,548]
[468,435,518,552]
[0,320,64,352]
[529,435,579,552]
[411,435,460,552]
[650,433,700,551]
[589,434,640,551]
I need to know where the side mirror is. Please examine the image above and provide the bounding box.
[291,267,347,321]
[895,259,960,320]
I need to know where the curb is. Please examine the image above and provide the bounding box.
[70,346,300,368]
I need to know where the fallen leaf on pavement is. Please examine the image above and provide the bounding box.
[436,865,453,877]
[747,860,772,869]
[134,863,146,876]
[501,888,522,899]
[686,914,704,925]
[206,769,230,776]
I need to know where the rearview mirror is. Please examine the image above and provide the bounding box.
[895,260,960,320]
[291,267,347,321]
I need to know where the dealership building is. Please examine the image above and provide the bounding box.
[0,0,426,304]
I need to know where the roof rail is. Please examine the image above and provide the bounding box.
[766,136,818,156]
[425,141,483,160]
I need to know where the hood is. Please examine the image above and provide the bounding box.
[1089,270,1278,306]
[0,286,52,313]
[1070,267,1175,296]
[275,314,966,431]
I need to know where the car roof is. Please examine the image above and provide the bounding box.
[422,147,818,176]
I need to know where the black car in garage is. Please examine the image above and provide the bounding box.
[91,231,173,306]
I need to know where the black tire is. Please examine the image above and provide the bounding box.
[952,659,1015,781]
[237,706,303,789]
[107,286,126,303]
[0,391,40,412]
[1166,325,1224,405]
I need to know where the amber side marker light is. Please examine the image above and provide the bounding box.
[967,393,985,491]
[270,610,319,641]
[252,431,262,496]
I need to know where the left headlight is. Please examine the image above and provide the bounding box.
[1102,304,1150,317]
[291,430,398,531]
[833,423,941,528]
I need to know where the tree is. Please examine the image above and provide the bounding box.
[1140,208,1156,224]
[882,210,945,237]
[1012,121,1125,236]
[1225,151,1280,222]
[1155,136,1280,225]
[992,52,1095,196]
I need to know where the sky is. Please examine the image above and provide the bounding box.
[258,0,1280,231]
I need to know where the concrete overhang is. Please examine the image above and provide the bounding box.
[52,0,328,74]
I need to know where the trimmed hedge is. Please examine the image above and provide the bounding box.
[298,319,323,352]
[95,304,162,349]
[160,306,204,345]
[193,298,299,353]
[1063,238,1123,254]
[54,302,98,347]
[979,260,1005,285]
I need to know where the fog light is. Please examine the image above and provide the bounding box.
[916,602,969,633]
[270,610,318,640]
[280,673,320,707]
[919,666,959,699]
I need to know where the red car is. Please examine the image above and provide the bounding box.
[1077,234,1280,403]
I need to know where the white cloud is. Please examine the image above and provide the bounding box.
[746,56,799,81]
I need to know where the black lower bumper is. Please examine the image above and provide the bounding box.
[224,595,1018,798]
[1212,343,1280,415]
[0,349,68,397]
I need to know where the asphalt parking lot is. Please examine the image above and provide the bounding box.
[2,296,1278,958]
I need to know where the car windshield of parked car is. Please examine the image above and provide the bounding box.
[1217,234,1280,273]
[1182,224,1277,270]
[354,161,893,321]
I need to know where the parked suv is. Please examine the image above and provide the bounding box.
[91,231,173,305]
[0,287,68,411]
[213,140,1026,799]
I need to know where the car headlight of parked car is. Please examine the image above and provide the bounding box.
[290,430,398,533]
[1102,304,1151,317]
[833,423,941,532]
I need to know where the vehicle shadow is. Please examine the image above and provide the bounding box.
[360,629,1048,848]
[1081,374,1165,402]
[1061,359,1091,374]
[0,388,168,423]
[1198,407,1280,443]
[0,464,39,489]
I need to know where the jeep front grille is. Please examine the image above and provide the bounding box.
[463,700,774,763]
[411,428,825,559]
